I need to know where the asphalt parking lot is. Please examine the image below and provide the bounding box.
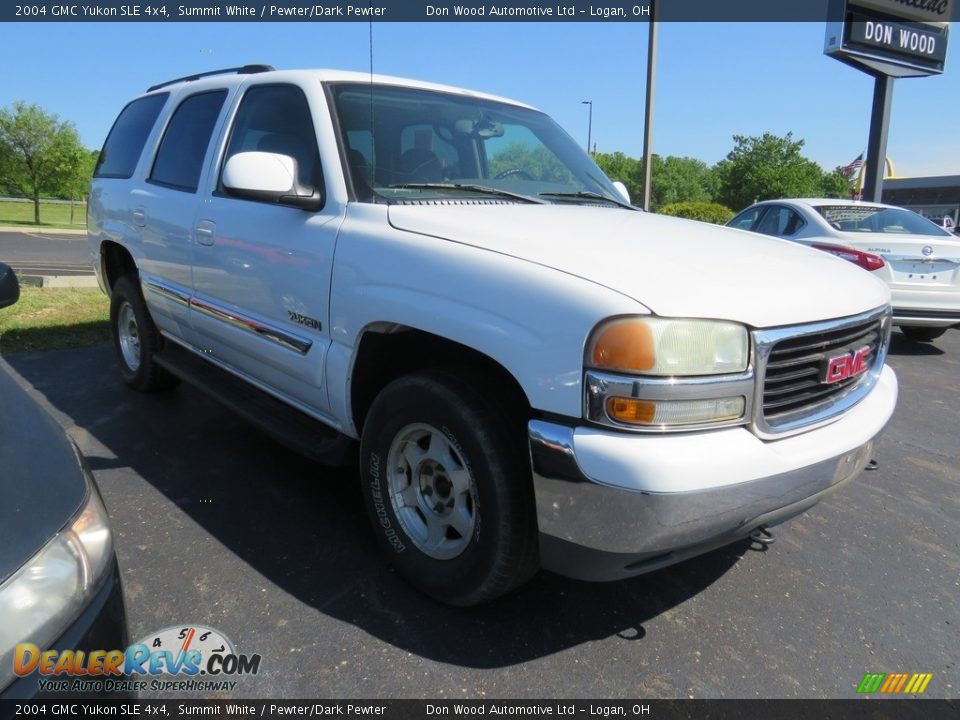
[4,328,958,699]
[0,230,92,276]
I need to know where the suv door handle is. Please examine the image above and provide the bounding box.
[132,206,146,227]
[195,220,216,246]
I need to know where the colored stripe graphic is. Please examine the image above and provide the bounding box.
[912,673,933,694]
[857,673,885,693]
[857,672,932,694]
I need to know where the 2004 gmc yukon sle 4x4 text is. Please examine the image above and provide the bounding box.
[88,65,898,606]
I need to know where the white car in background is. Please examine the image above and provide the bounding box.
[728,199,960,343]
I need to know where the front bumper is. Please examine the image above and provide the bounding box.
[890,286,960,327]
[530,364,898,581]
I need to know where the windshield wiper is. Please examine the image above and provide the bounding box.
[387,183,546,204]
[539,191,636,210]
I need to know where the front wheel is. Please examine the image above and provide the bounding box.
[109,274,178,392]
[900,326,947,343]
[359,369,538,606]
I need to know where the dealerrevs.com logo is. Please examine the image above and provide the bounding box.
[14,625,261,694]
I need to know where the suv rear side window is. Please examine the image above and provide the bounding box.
[94,93,168,179]
[150,90,227,192]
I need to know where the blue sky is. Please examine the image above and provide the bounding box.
[1,21,957,176]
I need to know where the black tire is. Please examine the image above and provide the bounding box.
[109,274,179,393]
[900,326,947,343]
[359,368,539,606]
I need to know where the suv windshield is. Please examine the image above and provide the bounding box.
[815,205,950,237]
[330,83,628,207]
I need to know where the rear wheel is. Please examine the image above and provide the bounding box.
[900,326,947,343]
[109,274,179,392]
[359,369,538,606]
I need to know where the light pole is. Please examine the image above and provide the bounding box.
[581,100,593,155]
[642,1,658,211]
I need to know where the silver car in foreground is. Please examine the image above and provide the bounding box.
[728,199,960,342]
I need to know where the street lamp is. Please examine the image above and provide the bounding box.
[642,1,659,211]
[581,100,593,155]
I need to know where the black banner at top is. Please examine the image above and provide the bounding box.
[3,0,957,22]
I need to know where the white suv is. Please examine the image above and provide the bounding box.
[88,66,898,605]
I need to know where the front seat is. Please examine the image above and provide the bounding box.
[396,148,442,183]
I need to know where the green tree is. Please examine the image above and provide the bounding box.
[714,132,827,212]
[0,101,87,224]
[595,152,717,210]
[821,168,852,199]
[486,143,574,184]
[650,155,716,210]
[57,149,98,224]
[593,151,643,202]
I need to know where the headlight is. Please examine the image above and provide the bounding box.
[587,317,749,376]
[585,316,754,431]
[0,478,113,692]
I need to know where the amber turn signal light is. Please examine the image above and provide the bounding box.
[606,397,657,424]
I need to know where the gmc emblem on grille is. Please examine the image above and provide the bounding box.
[822,346,873,384]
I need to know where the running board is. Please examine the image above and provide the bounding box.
[155,343,356,467]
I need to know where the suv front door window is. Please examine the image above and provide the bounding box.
[188,83,339,414]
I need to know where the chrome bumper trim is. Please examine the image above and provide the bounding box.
[529,419,875,580]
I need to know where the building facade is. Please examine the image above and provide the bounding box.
[882,175,960,227]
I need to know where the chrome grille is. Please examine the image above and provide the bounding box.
[753,307,891,437]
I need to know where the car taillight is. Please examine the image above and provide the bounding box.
[811,244,886,272]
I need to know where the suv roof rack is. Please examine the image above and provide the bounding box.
[147,64,275,93]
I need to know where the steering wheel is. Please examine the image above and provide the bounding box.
[494,168,535,181]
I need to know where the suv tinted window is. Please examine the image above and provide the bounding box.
[94,94,168,179]
[150,90,227,192]
[222,84,321,191]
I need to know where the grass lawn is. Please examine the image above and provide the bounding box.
[0,286,109,353]
[0,200,87,229]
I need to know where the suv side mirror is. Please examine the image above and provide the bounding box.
[612,181,631,205]
[0,263,20,309]
[222,151,323,211]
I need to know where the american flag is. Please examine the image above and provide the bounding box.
[841,153,864,178]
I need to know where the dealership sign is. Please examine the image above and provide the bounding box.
[825,0,953,76]
[854,0,951,22]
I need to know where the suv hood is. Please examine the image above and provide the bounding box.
[388,205,890,328]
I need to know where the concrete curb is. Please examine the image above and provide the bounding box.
[0,225,87,235]
[20,274,100,288]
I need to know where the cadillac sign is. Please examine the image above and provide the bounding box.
[824,0,954,76]
[854,0,951,22]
